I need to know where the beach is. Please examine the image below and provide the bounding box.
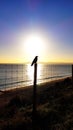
[0,77,73,130]
[0,0,73,129]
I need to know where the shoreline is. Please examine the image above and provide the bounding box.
[0,77,71,108]
[0,75,71,92]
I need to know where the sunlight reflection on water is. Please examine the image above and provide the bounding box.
[27,64,42,83]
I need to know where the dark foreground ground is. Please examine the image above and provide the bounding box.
[0,77,73,130]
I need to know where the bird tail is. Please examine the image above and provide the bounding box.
[31,61,34,66]
[31,63,33,66]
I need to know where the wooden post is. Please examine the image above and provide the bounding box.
[31,56,38,129]
[33,63,37,115]
[72,65,73,87]
[32,63,37,130]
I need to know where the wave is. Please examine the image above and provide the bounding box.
[0,74,71,88]
[38,74,71,81]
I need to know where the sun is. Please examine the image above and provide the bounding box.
[24,32,45,61]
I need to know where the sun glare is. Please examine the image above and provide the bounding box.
[24,32,45,62]
[27,64,41,83]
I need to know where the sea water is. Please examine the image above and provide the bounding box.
[0,64,72,90]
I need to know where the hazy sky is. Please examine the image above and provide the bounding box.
[0,0,73,63]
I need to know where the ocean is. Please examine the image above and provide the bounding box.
[0,64,72,90]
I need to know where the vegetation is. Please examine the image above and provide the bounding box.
[0,78,73,130]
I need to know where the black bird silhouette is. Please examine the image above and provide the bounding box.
[31,56,38,66]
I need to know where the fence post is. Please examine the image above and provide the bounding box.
[31,56,38,130]
[32,63,37,130]
[72,65,73,87]
[33,63,37,115]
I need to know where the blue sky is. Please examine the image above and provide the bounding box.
[0,0,73,63]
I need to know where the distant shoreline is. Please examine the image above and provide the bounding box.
[0,76,71,105]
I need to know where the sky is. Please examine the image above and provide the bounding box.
[0,0,73,63]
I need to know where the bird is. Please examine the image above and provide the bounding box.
[31,56,38,66]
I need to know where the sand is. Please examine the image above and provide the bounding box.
[0,77,71,108]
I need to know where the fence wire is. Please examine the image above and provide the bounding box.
[0,64,72,91]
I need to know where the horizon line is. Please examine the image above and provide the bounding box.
[0,62,73,65]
